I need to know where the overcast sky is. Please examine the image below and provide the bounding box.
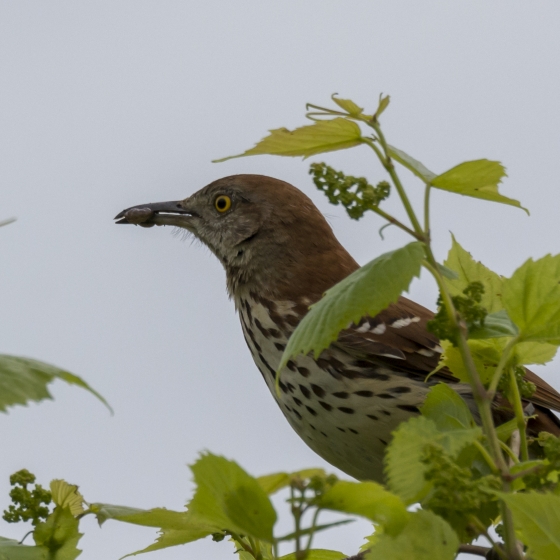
[1,2,559,559]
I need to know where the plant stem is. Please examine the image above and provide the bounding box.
[507,367,530,461]
[370,206,423,240]
[488,337,520,397]
[424,184,432,238]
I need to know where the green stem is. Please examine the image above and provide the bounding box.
[499,440,520,465]
[305,508,321,552]
[473,440,500,474]
[367,122,425,236]
[488,337,520,397]
[370,206,423,240]
[424,184,432,238]
[507,367,530,461]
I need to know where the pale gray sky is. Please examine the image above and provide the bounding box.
[1,2,559,559]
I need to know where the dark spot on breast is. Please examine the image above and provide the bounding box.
[355,390,374,397]
[310,423,316,430]
[246,328,261,353]
[338,407,355,414]
[287,360,297,372]
[274,342,286,351]
[332,392,349,399]
[286,382,295,393]
[243,299,253,323]
[297,367,310,378]
[306,406,317,416]
[382,410,391,416]
[279,381,288,393]
[311,384,326,398]
[293,397,302,407]
[285,314,300,327]
[367,414,379,421]
[319,401,332,411]
[254,318,269,338]
[378,393,396,399]
[268,328,281,338]
[258,353,277,379]
[391,386,412,394]
[292,408,302,420]
[379,438,388,446]
[285,405,292,412]
[337,427,346,432]
[397,404,419,412]
[349,428,359,434]
[320,432,328,438]
[299,385,311,399]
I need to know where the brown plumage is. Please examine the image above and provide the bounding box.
[116,174,560,481]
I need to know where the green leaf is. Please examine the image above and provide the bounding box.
[279,550,346,560]
[496,418,518,442]
[365,510,459,560]
[331,95,365,117]
[373,94,390,119]
[499,492,560,560]
[468,310,518,339]
[0,354,111,413]
[257,468,326,495]
[0,217,16,228]
[214,118,364,162]
[387,145,437,183]
[33,507,82,560]
[443,236,504,313]
[420,383,475,431]
[188,453,277,542]
[502,254,560,343]
[0,537,47,560]
[514,341,559,365]
[385,416,482,503]
[316,480,408,536]
[90,504,215,557]
[431,159,527,212]
[279,242,424,368]
[50,481,85,516]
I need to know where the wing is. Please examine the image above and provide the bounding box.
[332,296,560,419]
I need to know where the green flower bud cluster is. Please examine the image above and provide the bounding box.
[2,469,52,526]
[498,365,537,400]
[428,281,487,344]
[422,445,501,541]
[309,163,390,220]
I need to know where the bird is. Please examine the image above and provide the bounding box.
[115,174,560,482]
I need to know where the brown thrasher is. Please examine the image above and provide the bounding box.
[115,175,560,482]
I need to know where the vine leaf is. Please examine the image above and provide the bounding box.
[430,159,527,212]
[0,354,111,413]
[214,118,364,161]
[279,242,424,369]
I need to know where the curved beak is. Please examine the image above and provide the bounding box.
[114,200,198,229]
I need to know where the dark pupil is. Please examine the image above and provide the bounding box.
[217,198,226,209]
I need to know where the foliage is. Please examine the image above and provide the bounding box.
[3,94,560,559]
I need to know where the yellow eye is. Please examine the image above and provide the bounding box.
[215,195,232,213]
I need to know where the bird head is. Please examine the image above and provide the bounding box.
[115,174,358,299]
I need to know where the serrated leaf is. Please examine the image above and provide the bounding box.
[385,416,481,503]
[420,383,475,431]
[89,504,215,557]
[364,510,459,560]
[0,354,111,413]
[0,537,47,560]
[214,118,364,162]
[331,95,365,117]
[33,507,82,560]
[50,481,85,516]
[514,341,559,365]
[279,550,346,560]
[189,453,276,542]
[387,145,437,183]
[279,242,424,368]
[502,254,560,343]
[443,236,504,313]
[316,480,407,536]
[498,492,560,560]
[468,310,518,339]
[431,159,527,212]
